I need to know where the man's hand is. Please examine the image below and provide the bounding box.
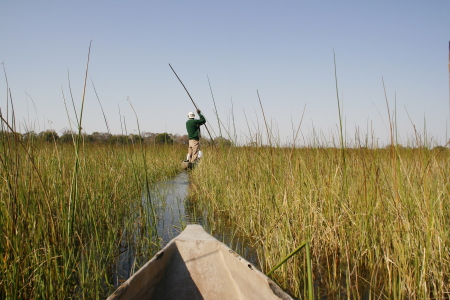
[197,109,201,114]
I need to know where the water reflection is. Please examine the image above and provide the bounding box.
[112,171,259,289]
[153,171,193,242]
[155,172,259,268]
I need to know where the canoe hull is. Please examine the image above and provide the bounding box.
[108,225,293,300]
[181,160,196,170]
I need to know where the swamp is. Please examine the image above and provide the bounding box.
[1,134,449,299]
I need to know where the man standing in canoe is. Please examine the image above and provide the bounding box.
[186,109,206,163]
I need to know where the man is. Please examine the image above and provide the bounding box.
[186,109,206,163]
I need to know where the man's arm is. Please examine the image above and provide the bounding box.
[197,109,206,124]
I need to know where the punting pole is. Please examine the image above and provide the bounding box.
[169,63,214,141]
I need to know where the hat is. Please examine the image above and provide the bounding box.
[188,112,195,118]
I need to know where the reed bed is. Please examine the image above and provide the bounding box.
[190,144,450,299]
[0,135,185,299]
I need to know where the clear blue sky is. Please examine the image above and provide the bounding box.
[1,1,449,146]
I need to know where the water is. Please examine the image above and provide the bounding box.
[112,171,259,288]
[153,171,194,242]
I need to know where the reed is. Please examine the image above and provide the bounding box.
[189,142,450,299]
[0,134,185,299]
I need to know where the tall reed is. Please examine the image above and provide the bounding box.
[0,134,184,299]
[189,142,450,299]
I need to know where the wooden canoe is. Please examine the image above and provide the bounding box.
[181,160,196,170]
[107,224,293,300]
[182,151,203,170]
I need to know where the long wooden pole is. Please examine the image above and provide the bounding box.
[169,64,214,141]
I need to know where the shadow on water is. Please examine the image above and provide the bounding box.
[111,171,259,289]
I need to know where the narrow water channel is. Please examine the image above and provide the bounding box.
[112,171,259,288]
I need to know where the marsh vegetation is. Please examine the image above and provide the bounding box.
[189,143,450,299]
[1,125,449,299]
[0,135,185,299]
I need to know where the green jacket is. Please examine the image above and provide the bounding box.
[186,113,206,140]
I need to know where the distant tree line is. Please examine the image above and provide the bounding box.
[15,130,188,145]
[1,129,233,146]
